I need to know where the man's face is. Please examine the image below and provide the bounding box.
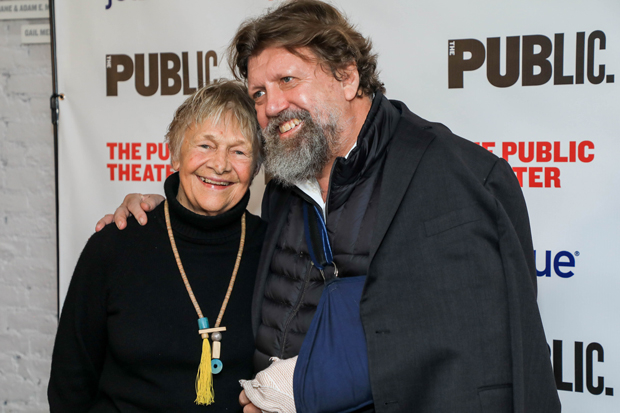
[247,46,347,133]
[247,47,347,184]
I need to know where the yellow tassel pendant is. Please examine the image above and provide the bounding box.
[195,337,214,405]
[165,205,245,407]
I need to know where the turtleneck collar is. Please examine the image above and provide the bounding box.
[160,172,249,244]
[327,92,402,211]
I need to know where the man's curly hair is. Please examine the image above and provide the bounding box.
[227,0,385,97]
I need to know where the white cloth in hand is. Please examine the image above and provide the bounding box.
[239,356,297,413]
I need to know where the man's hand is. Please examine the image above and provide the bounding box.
[239,390,261,413]
[95,193,165,232]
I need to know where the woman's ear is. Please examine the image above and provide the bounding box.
[171,156,180,172]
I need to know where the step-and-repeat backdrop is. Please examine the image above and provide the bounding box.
[54,0,619,410]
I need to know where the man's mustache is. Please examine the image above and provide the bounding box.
[264,109,312,137]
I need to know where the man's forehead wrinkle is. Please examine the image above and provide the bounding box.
[248,46,319,81]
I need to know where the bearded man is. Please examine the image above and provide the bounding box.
[99,1,561,412]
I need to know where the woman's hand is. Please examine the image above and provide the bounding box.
[239,390,261,413]
[95,193,165,231]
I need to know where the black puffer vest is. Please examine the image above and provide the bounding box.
[254,94,401,369]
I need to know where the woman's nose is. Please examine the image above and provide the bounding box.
[209,149,231,174]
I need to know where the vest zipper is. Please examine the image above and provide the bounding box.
[323,157,340,217]
[279,259,314,359]
[282,164,339,358]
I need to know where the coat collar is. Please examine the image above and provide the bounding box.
[369,101,436,262]
[328,92,401,211]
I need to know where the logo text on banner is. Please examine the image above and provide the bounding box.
[476,140,595,188]
[448,31,614,88]
[551,340,614,397]
[106,142,173,182]
[535,250,578,278]
[106,52,219,96]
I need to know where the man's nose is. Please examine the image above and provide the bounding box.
[265,87,289,118]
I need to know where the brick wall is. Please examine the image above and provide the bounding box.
[0,8,56,413]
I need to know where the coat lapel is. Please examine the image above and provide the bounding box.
[369,121,436,263]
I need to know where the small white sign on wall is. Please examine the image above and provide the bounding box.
[21,23,50,44]
[0,1,49,20]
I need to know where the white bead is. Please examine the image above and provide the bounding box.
[212,341,221,359]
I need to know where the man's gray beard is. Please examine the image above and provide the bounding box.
[262,108,342,187]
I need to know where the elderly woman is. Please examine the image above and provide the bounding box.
[48,81,266,412]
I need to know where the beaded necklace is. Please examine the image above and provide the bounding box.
[164,200,246,405]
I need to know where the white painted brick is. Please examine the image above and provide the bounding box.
[0,286,27,308]
[0,22,9,46]
[7,120,54,146]
[0,94,30,121]
[0,353,16,375]
[26,44,52,68]
[0,47,29,71]
[27,331,55,358]
[16,356,52,385]
[0,119,7,137]
[27,288,56,312]
[0,73,8,92]
[0,140,26,167]
[3,402,50,413]
[0,238,30,258]
[0,374,38,403]
[25,97,53,121]
[3,166,51,192]
[5,18,22,36]
[0,243,17,266]
[1,214,51,238]
[0,13,56,411]
[0,260,56,288]
[0,312,8,333]
[6,311,56,336]
[0,262,56,291]
[1,139,53,170]
[0,192,30,211]
[0,333,24,353]
[6,73,52,96]
[25,238,56,266]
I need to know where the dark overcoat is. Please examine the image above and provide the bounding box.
[252,101,561,413]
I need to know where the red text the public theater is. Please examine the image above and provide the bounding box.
[106,142,174,182]
[475,140,595,188]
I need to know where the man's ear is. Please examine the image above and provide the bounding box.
[253,162,261,179]
[341,64,361,101]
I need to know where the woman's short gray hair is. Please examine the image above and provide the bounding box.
[165,80,263,172]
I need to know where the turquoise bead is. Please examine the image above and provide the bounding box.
[211,359,223,374]
[198,317,209,330]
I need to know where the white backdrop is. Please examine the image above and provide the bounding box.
[55,0,619,410]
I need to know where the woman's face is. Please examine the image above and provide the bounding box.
[173,114,254,216]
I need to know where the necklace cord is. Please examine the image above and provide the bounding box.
[164,200,246,328]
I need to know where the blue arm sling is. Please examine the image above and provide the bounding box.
[293,202,374,413]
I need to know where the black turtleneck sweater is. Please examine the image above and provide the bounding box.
[49,173,267,412]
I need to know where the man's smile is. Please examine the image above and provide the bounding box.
[279,118,302,135]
